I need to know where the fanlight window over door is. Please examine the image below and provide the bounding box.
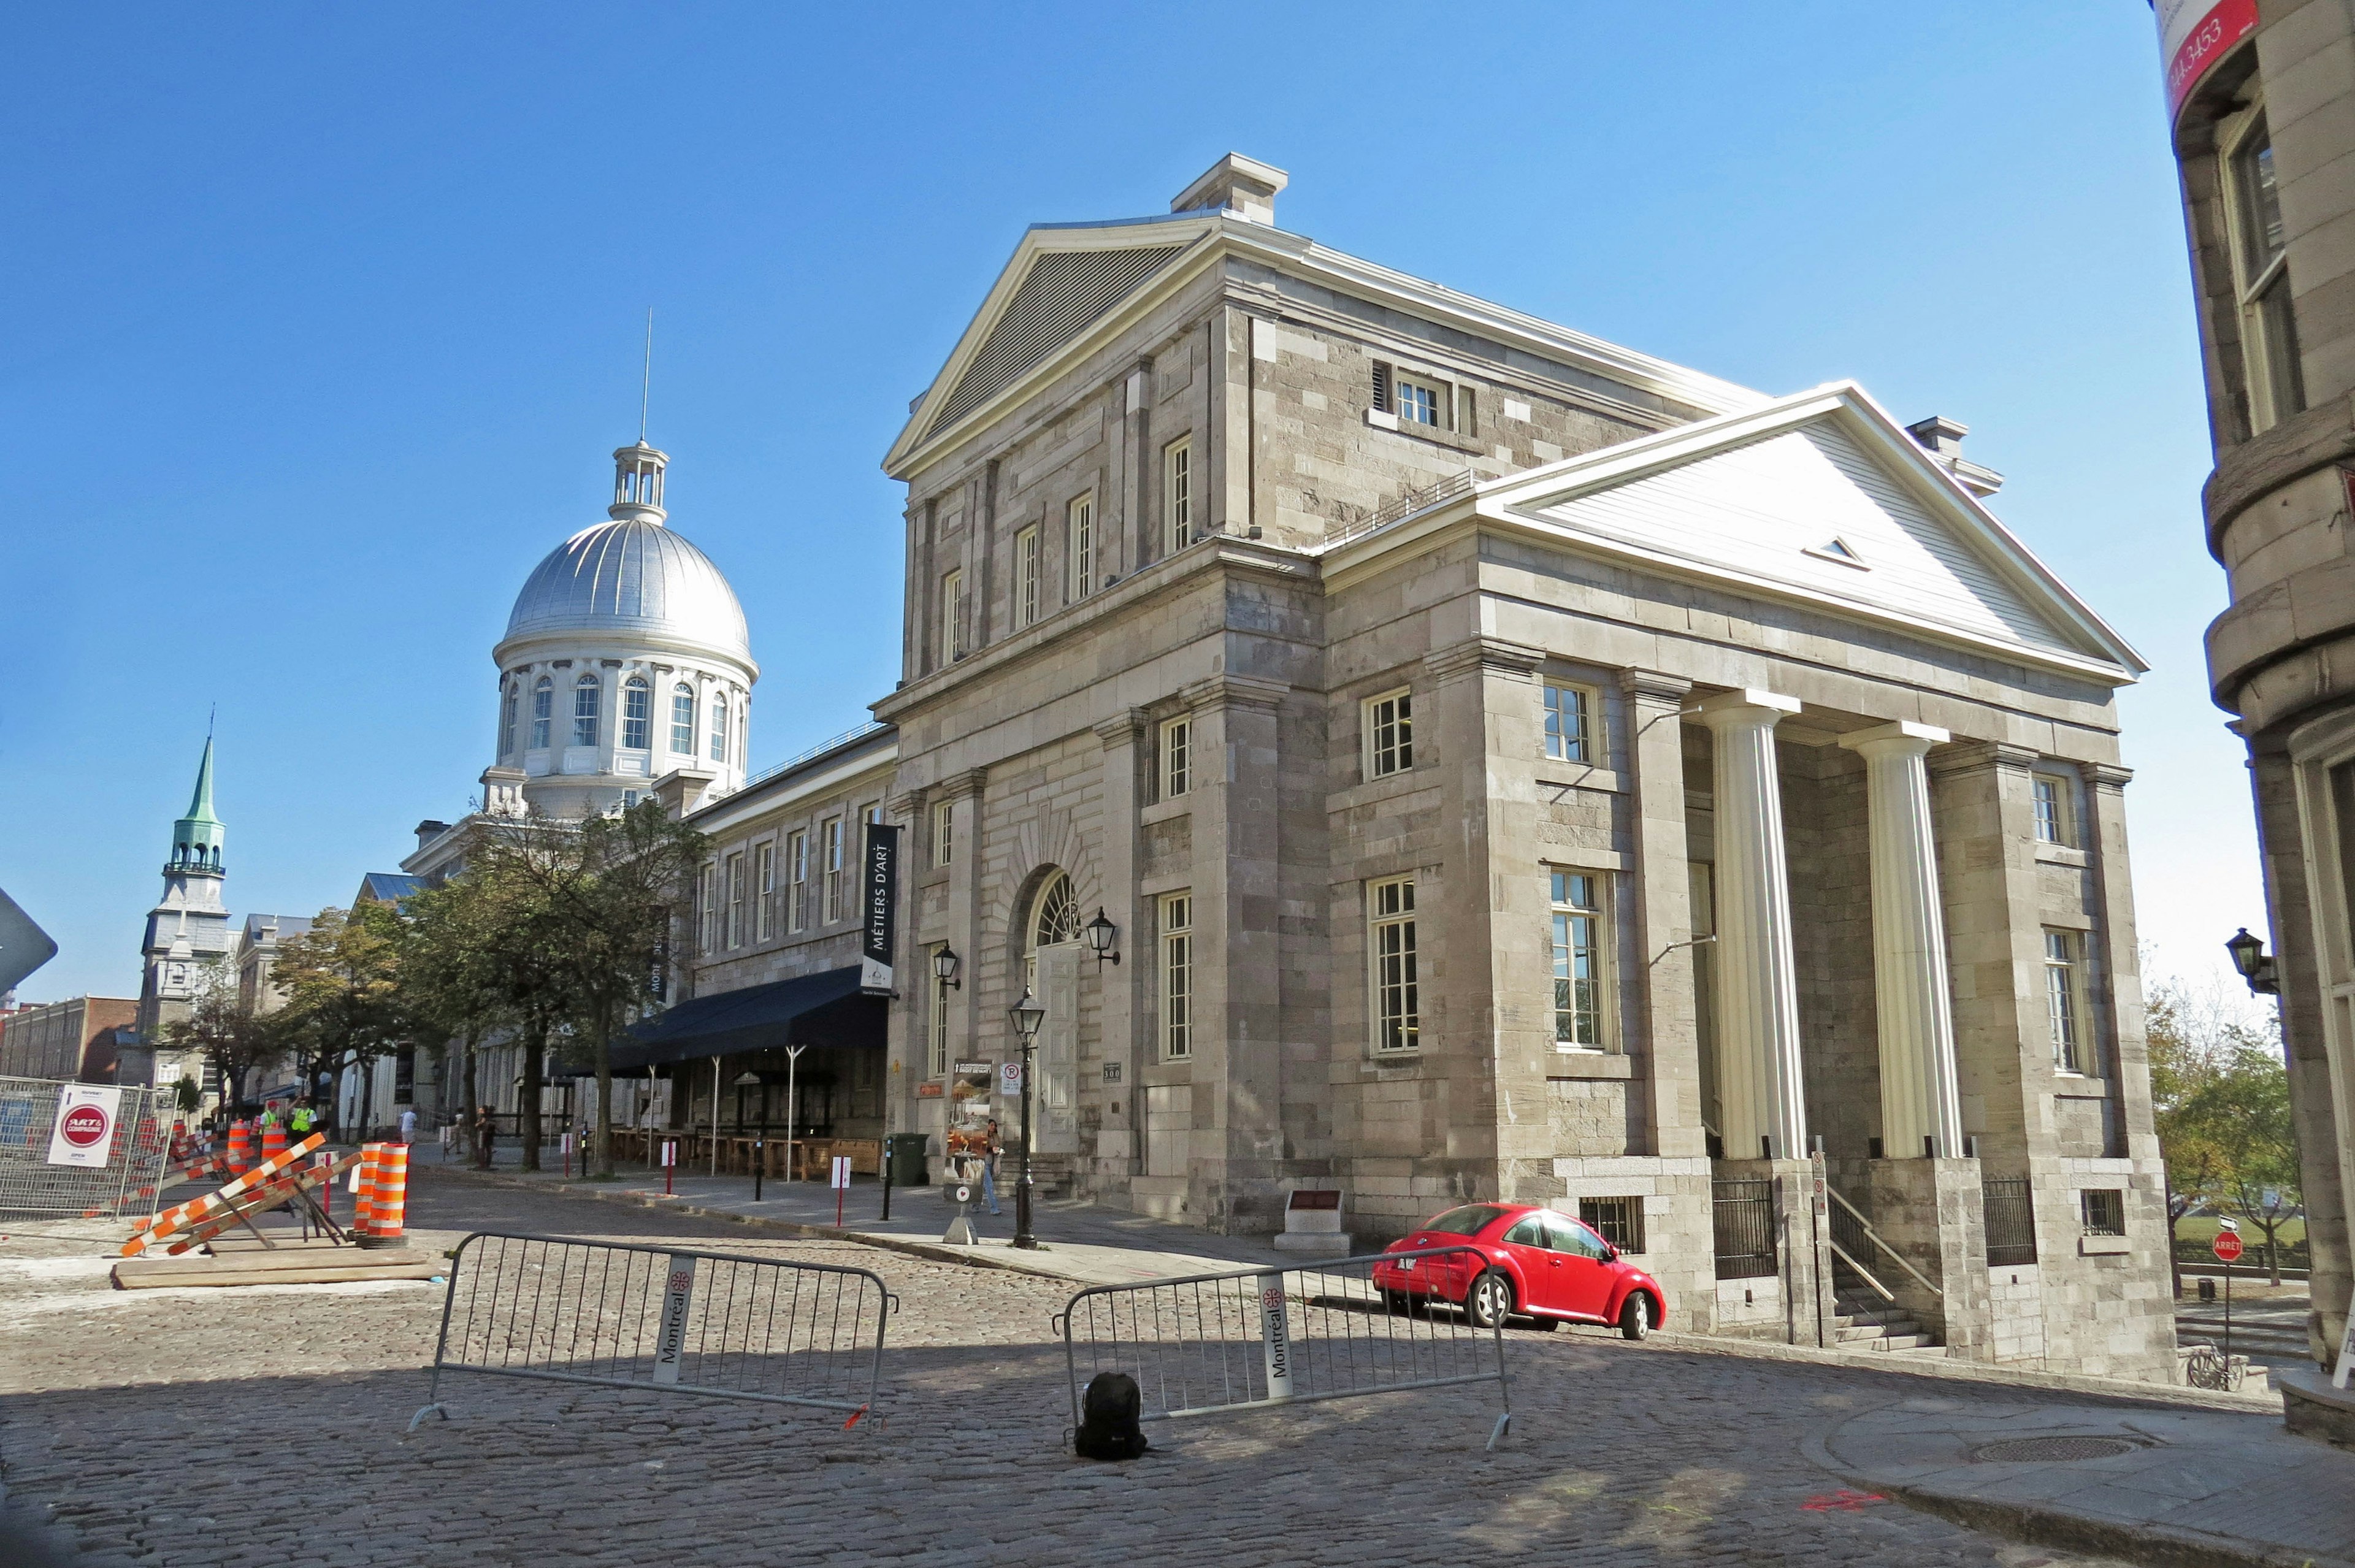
[1025,870,1081,990]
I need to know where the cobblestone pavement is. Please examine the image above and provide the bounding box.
[0,1173,2132,1567]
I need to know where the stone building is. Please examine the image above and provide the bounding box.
[136,737,232,1042]
[675,156,2175,1375]
[2152,0,2355,1420]
[0,996,137,1082]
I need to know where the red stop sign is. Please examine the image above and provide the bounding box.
[59,1104,110,1148]
[2212,1230,2245,1263]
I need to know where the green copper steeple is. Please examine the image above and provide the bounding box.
[168,735,225,877]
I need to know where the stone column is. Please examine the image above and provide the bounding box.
[1620,670,1701,1158]
[1840,721,1965,1160]
[1693,689,1808,1161]
[1092,710,1149,1182]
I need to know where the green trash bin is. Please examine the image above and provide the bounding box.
[886,1131,930,1186]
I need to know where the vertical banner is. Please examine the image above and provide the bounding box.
[1257,1271,1295,1402]
[2154,0,2259,120]
[47,1085,122,1168]
[860,822,900,994]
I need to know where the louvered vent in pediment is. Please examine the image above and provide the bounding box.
[925,245,1187,438]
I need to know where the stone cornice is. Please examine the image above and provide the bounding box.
[939,768,989,800]
[886,792,923,819]
[1926,741,2039,778]
[1618,668,1693,705]
[1093,708,1151,746]
[1181,673,1290,711]
[2084,763,2134,790]
[1423,636,1543,684]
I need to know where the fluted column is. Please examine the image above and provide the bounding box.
[1693,689,1807,1160]
[1840,722,1965,1159]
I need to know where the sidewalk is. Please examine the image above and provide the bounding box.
[405,1141,1294,1287]
[1812,1390,2355,1568]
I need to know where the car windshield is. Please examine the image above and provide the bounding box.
[1420,1204,1511,1236]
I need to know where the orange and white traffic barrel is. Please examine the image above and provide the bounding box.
[362,1143,408,1246]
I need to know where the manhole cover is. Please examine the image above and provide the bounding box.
[1972,1436,2137,1463]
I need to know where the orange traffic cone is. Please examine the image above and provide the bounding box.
[351,1144,380,1239]
[365,1144,408,1246]
[227,1120,253,1177]
[261,1120,288,1166]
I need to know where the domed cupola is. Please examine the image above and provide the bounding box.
[489,441,758,817]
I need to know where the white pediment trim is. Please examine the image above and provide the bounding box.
[1320,381,2146,682]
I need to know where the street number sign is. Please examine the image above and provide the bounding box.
[2212,1230,2245,1263]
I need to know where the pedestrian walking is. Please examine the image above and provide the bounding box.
[982,1119,1002,1215]
[473,1104,496,1170]
[399,1107,418,1145]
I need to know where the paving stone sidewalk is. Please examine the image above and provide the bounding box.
[1813,1388,2355,1567]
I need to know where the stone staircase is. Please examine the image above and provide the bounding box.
[1829,1288,1947,1356]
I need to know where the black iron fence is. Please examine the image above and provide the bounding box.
[1983,1177,2037,1268]
[1711,1178,1777,1280]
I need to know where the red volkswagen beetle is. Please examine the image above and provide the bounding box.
[1371,1203,1666,1339]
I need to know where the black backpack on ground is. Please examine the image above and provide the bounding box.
[1073,1371,1149,1461]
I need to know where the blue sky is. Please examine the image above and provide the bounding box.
[1,4,2253,1005]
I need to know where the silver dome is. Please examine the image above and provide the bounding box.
[503,518,752,665]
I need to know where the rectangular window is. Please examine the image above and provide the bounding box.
[822,817,844,923]
[1579,1196,1645,1254]
[1162,892,1193,1061]
[1163,438,1192,556]
[933,800,954,867]
[1369,876,1419,1052]
[929,952,952,1078]
[941,568,965,660]
[1396,377,1441,426]
[622,680,651,750]
[724,853,745,949]
[2228,114,2305,433]
[2080,1189,2126,1237]
[1365,689,1414,779]
[1543,683,1592,763]
[669,684,695,753]
[1014,526,1041,629]
[754,843,775,943]
[2032,774,2072,846]
[861,800,883,827]
[700,865,719,954]
[1065,493,1094,601]
[573,678,600,748]
[1160,716,1191,800]
[2045,928,2089,1074]
[787,830,809,931]
[530,681,552,749]
[1550,870,1607,1050]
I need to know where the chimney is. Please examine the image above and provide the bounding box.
[414,819,452,852]
[1172,153,1289,225]
[1904,415,2003,497]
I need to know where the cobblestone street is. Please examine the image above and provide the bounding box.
[0,1172,2153,1567]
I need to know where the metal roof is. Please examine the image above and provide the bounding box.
[502,517,751,666]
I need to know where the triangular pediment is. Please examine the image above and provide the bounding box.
[1465,384,2143,677]
[902,227,1204,459]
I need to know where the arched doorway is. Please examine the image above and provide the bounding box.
[1023,870,1082,1155]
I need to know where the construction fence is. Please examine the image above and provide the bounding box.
[0,1076,175,1218]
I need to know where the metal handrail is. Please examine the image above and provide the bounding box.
[1826,1185,1943,1298]
[739,721,890,791]
[1322,468,1477,549]
[1826,1239,1896,1302]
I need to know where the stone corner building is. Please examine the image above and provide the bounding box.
[2152,0,2355,1415]
[698,156,2173,1375]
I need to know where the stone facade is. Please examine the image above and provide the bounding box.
[690,157,2176,1377]
[2157,0,2355,1381]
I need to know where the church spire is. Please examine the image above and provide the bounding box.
[168,735,226,877]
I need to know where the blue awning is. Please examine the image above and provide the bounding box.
[608,965,886,1071]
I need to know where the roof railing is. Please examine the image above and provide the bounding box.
[739,721,892,791]
[1321,467,1476,549]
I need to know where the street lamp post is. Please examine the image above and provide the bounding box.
[1009,989,1045,1250]
[735,1070,765,1201]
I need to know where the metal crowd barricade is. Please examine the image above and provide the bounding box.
[0,1077,174,1218]
[409,1231,898,1432]
[1053,1245,1513,1451]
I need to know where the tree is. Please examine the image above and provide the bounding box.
[271,903,409,1141]
[468,802,704,1179]
[399,870,532,1168]
[156,957,276,1111]
[2150,975,2300,1285]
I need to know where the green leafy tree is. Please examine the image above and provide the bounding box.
[2178,1038,2302,1284]
[470,802,704,1179]
[272,903,410,1141]
[399,870,532,1168]
[156,957,276,1110]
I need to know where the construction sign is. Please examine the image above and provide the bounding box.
[47,1085,121,1168]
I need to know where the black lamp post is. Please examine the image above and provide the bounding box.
[1084,909,1120,965]
[734,1070,764,1200]
[933,944,962,989]
[2226,927,2281,996]
[1009,989,1046,1250]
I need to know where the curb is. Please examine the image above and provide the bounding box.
[419,1165,1087,1285]
[1798,1426,2353,1568]
[1639,1327,2281,1417]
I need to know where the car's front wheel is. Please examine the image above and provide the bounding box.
[1465,1269,1514,1329]
[1618,1292,1654,1341]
